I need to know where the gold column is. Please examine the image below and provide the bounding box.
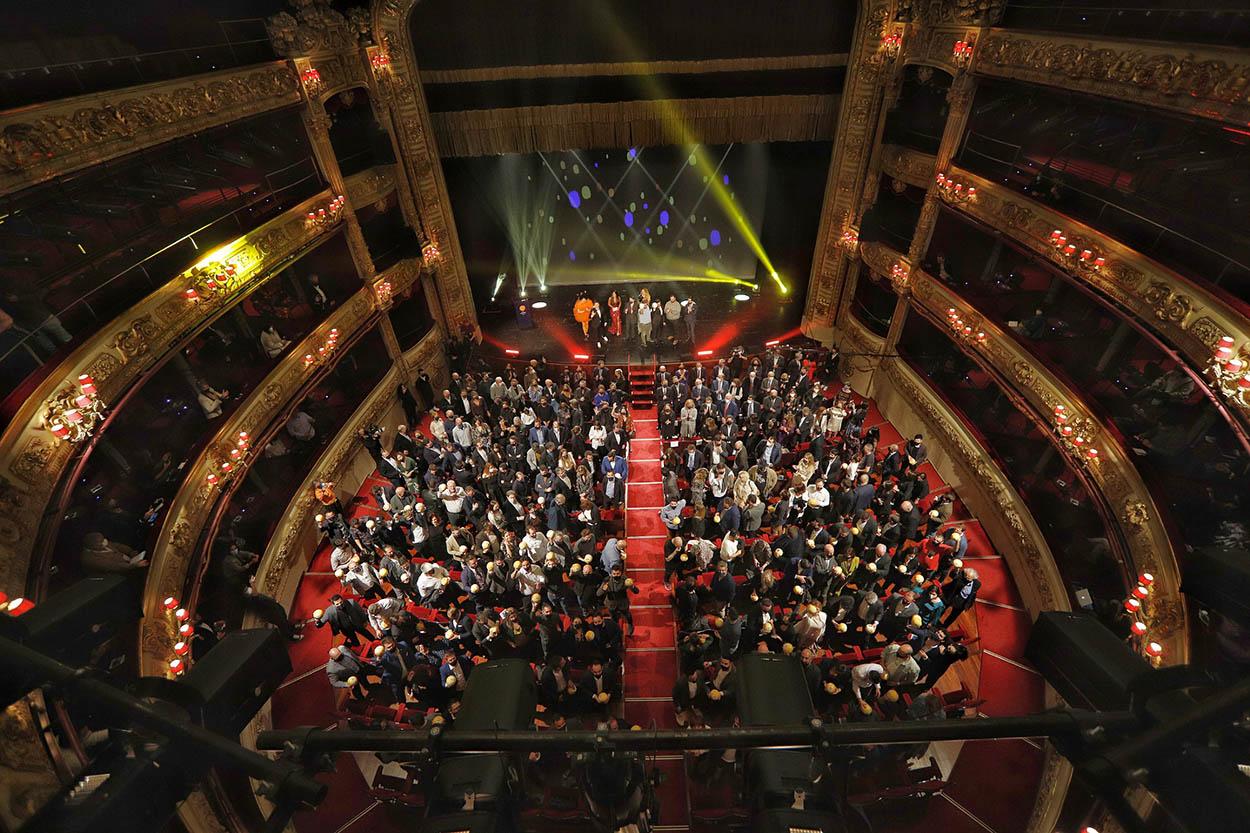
[300,96,376,283]
[910,71,977,263]
[802,0,896,337]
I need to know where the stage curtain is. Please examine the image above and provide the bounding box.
[419,54,848,84]
[430,94,839,157]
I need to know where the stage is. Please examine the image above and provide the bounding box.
[474,282,808,365]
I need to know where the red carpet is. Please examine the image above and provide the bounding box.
[628,482,665,507]
[627,511,668,537]
[630,460,662,481]
[624,401,691,826]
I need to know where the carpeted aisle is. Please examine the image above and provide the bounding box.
[624,406,692,827]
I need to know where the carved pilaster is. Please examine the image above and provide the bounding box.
[803,0,895,335]
[909,190,942,263]
[372,0,478,334]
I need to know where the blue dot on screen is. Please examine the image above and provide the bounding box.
[568,190,581,209]
[643,202,648,210]
[710,229,722,246]
[624,211,634,228]
[594,162,599,168]
[659,210,670,226]
[723,174,730,185]
[645,227,651,234]
[627,148,637,160]
[569,250,576,261]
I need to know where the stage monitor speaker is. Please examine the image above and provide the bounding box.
[1026,611,1151,710]
[1181,547,1250,629]
[0,575,142,707]
[180,628,290,735]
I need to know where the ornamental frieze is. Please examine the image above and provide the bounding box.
[879,144,935,189]
[975,30,1250,126]
[0,62,301,195]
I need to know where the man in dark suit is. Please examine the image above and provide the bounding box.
[314,594,374,648]
[681,444,706,478]
[325,646,379,700]
[942,567,981,628]
[710,561,737,607]
[580,659,622,709]
[850,474,876,515]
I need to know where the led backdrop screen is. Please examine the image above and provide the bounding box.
[460,143,772,296]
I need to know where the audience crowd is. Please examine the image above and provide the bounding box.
[202,347,981,749]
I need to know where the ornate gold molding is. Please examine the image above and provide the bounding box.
[0,174,387,603]
[373,0,478,334]
[804,0,895,333]
[140,290,378,676]
[945,167,1250,418]
[0,62,301,196]
[890,245,1188,658]
[306,51,372,102]
[873,354,1067,615]
[879,143,935,188]
[428,95,839,157]
[344,162,398,208]
[973,29,1250,126]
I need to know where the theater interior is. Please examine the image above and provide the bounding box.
[2,3,1250,833]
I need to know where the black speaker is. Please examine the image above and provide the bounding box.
[1182,547,1250,629]
[1025,611,1151,710]
[180,628,290,735]
[0,575,142,707]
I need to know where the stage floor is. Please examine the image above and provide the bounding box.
[476,283,806,364]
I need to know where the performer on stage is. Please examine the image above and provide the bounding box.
[573,292,594,337]
[607,291,622,337]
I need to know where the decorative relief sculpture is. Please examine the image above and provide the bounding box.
[0,65,299,189]
[266,0,372,58]
[976,32,1250,124]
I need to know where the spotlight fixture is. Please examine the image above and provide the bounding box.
[734,293,750,302]
[531,301,548,309]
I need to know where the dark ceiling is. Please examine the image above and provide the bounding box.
[409,0,857,70]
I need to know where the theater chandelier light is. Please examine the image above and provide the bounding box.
[880,30,903,59]
[369,50,391,78]
[44,374,107,443]
[306,194,346,230]
[422,240,441,266]
[1209,337,1250,407]
[300,66,322,96]
[302,327,341,369]
[1048,228,1106,271]
[935,172,976,203]
[206,430,252,487]
[1051,405,1101,465]
[184,259,240,302]
[952,39,974,69]
[945,307,986,346]
[374,278,394,307]
[839,227,860,255]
